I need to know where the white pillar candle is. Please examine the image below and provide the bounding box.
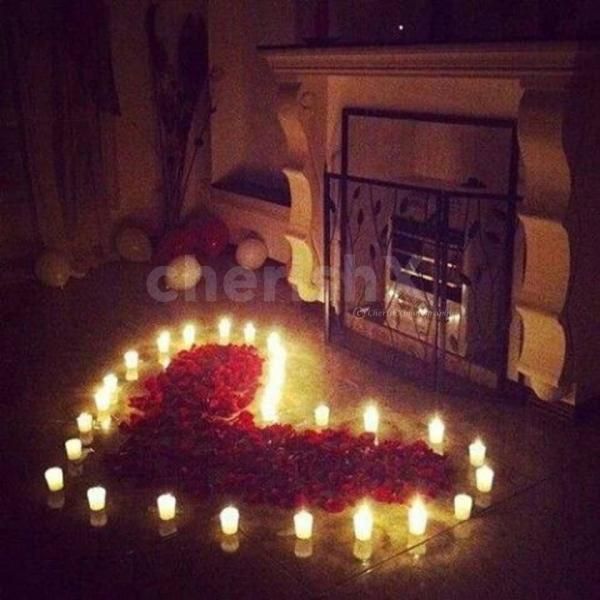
[182,323,196,348]
[157,493,176,521]
[314,404,330,428]
[103,373,118,393]
[267,331,281,354]
[428,416,445,445]
[65,438,83,461]
[44,467,64,492]
[94,387,111,413]
[363,405,379,434]
[261,392,279,423]
[476,465,494,493]
[124,349,139,370]
[243,322,256,345]
[469,438,487,467]
[124,350,139,381]
[262,382,281,405]
[353,503,373,541]
[157,330,171,354]
[104,373,119,406]
[269,346,287,369]
[218,318,232,344]
[294,509,314,540]
[454,494,473,520]
[268,348,287,388]
[87,486,106,511]
[77,412,93,434]
[220,506,240,535]
[408,497,428,536]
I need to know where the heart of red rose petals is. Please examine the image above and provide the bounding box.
[110,344,452,511]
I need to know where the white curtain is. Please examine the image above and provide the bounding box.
[13,0,120,271]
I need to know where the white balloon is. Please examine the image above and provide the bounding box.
[116,227,152,263]
[35,250,71,288]
[165,254,203,290]
[235,237,268,271]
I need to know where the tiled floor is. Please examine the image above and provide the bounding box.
[3,258,600,599]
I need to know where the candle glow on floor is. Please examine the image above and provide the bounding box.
[43,319,494,560]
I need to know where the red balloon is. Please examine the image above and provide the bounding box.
[191,216,229,259]
[153,227,198,265]
[153,216,229,265]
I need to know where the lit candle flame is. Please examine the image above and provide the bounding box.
[77,412,93,434]
[428,415,445,445]
[87,486,106,512]
[476,464,494,493]
[157,493,176,521]
[220,506,240,535]
[94,387,111,413]
[182,323,196,348]
[65,438,82,461]
[353,502,373,541]
[454,493,473,521]
[218,318,232,344]
[469,438,486,467]
[157,330,171,354]
[44,467,64,492]
[103,373,118,393]
[294,509,314,540]
[314,404,330,427]
[261,384,280,423]
[243,322,256,345]
[268,347,287,389]
[408,496,428,536]
[267,331,281,354]
[124,350,139,370]
[363,404,379,434]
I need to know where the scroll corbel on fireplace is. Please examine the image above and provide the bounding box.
[274,82,324,302]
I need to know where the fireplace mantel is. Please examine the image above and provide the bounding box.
[257,40,600,409]
[260,42,599,81]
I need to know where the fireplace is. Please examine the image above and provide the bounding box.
[235,41,600,415]
[324,108,519,390]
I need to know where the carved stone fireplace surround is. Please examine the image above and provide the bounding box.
[225,42,600,412]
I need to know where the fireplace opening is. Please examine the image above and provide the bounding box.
[324,108,520,391]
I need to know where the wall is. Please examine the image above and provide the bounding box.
[207,0,295,263]
[262,1,600,46]
[109,0,209,234]
[209,0,289,191]
[0,0,210,268]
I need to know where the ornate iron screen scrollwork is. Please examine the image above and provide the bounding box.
[324,108,519,392]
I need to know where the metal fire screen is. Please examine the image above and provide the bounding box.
[323,108,520,392]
